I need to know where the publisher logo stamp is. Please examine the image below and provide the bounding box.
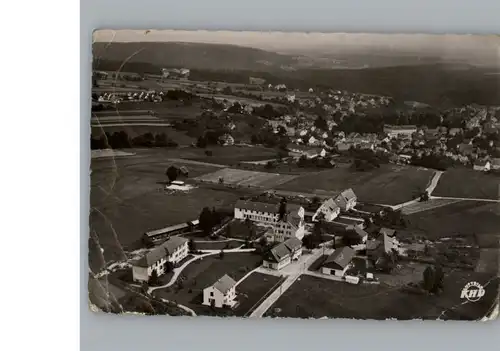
[460,281,485,302]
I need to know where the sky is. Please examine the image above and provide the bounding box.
[93,30,500,66]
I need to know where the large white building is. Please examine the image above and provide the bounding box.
[234,200,305,242]
[203,274,237,308]
[383,125,418,139]
[131,236,189,283]
[334,188,357,211]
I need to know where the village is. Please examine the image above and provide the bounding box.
[89,45,500,320]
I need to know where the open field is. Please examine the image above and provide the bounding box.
[264,272,498,320]
[186,145,280,166]
[433,169,500,200]
[401,198,462,215]
[275,164,434,205]
[234,272,284,317]
[89,149,245,272]
[403,201,500,240]
[195,168,298,189]
[151,253,263,316]
[193,240,243,250]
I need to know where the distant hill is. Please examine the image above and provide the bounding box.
[94,55,500,107]
[93,41,297,72]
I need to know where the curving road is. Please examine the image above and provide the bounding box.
[148,248,256,294]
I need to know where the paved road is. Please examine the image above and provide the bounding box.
[431,196,500,203]
[249,247,330,318]
[148,248,257,294]
[392,171,443,210]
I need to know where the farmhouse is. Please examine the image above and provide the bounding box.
[131,236,189,282]
[334,188,357,211]
[383,125,417,139]
[234,200,305,241]
[321,247,355,277]
[262,237,303,270]
[202,274,237,309]
[312,198,341,222]
[473,160,491,172]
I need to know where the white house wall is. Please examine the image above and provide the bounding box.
[132,266,149,282]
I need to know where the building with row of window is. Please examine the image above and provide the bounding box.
[234,200,305,242]
[131,236,189,282]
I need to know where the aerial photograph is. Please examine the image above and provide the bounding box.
[88,30,500,320]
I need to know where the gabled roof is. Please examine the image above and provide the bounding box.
[336,188,357,204]
[379,228,396,237]
[266,242,292,263]
[145,222,190,237]
[474,159,490,167]
[163,236,188,255]
[322,247,355,270]
[235,200,279,214]
[265,237,302,263]
[212,274,236,294]
[283,237,302,252]
[317,198,341,215]
[353,227,368,239]
[132,245,167,268]
[491,158,500,166]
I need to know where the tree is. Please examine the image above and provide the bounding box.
[196,136,208,148]
[164,261,174,273]
[149,269,159,286]
[219,249,225,259]
[314,115,328,131]
[278,198,287,221]
[265,161,275,169]
[311,196,321,207]
[166,166,179,182]
[188,239,196,252]
[199,207,215,234]
[154,133,169,147]
[423,266,437,293]
[277,125,287,136]
[419,191,430,202]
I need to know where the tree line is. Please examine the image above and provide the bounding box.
[91,131,178,150]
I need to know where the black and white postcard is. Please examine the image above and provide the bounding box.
[89,30,500,321]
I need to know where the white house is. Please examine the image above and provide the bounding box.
[203,274,237,308]
[263,237,303,270]
[131,236,189,282]
[312,198,341,222]
[234,200,305,241]
[383,125,417,139]
[321,246,355,277]
[219,134,235,146]
[334,188,357,211]
[308,136,319,146]
[473,160,491,172]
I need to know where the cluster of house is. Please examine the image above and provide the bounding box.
[161,68,190,80]
[95,90,165,104]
